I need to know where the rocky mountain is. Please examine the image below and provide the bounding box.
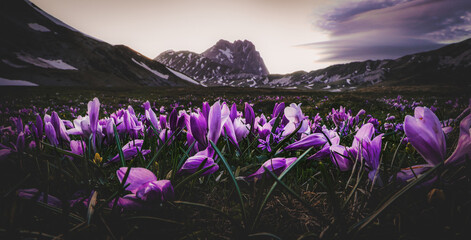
[264,38,471,91]
[0,0,198,87]
[155,37,470,90]
[155,39,269,87]
[201,39,269,75]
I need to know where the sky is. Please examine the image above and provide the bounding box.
[30,0,471,74]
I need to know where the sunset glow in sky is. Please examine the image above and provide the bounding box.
[30,0,471,74]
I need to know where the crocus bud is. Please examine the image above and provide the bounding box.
[88,97,100,134]
[202,102,210,121]
[16,117,23,133]
[169,108,178,131]
[45,122,59,146]
[230,103,238,122]
[190,113,208,147]
[272,102,285,119]
[16,132,25,152]
[244,103,255,128]
[36,114,43,139]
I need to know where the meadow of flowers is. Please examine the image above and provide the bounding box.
[1,88,470,239]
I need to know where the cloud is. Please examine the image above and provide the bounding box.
[305,0,471,62]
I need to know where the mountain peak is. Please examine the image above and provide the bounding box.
[201,39,269,75]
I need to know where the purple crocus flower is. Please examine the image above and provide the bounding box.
[404,107,446,165]
[397,105,470,182]
[350,123,375,159]
[144,102,159,130]
[179,149,219,176]
[307,128,340,160]
[233,117,250,142]
[168,108,178,131]
[207,101,222,144]
[70,140,86,156]
[35,114,43,139]
[202,101,210,121]
[190,112,208,147]
[244,102,255,130]
[246,157,297,180]
[272,102,285,119]
[116,167,174,204]
[108,140,150,164]
[136,180,175,202]
[360,134,384,184]
[230,103,238,122]
[45,122,59,146]
[284,133,327,151]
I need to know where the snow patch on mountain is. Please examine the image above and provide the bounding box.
[165,67,202,86]
[218,48,234,63]
[38,58,77,70]
[16,53,77,70]
[28,23,50,32]
[131,58,168,79]
[0,77,38,86]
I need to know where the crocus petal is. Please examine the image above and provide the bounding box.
[208,101,222,144]
[234,117,250,142]
[190,113,208,147]
[70,140,85,156]
[116,167,157,193]
[284,133,327,151]
[246,158,288,180]
[307,144,331,160]
[223,119,239,147]
[352,123,374,148]
[272,102,285,119]
[396,164,433,182]
[202,102,210,121]
[117,194,146,210]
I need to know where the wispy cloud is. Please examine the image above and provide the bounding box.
[304,0,471,62]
